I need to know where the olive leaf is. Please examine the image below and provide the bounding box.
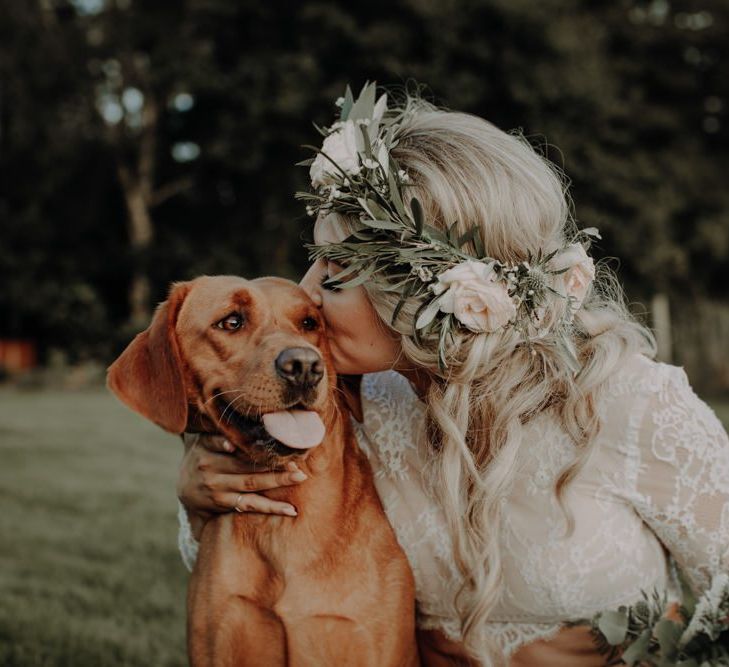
[361,218,402,230]
[415,293,444,330]
[336,266,375,289]
[357,197,390,222]
[410,197,424,235]
[391,280,417,325]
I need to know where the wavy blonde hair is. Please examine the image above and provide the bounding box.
[330,94,655,664]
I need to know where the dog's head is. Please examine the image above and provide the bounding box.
[107,275,335,463]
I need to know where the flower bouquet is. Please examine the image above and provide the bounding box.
[589,573,729,666]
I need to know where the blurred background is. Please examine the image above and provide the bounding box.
[0,0,727,665]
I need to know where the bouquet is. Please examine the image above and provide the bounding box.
[589,573,729,666]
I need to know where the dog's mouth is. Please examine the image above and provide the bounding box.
[214,397,326,458]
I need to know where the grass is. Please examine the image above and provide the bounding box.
[0,388,188,667]
[711,400,729,431]
[1,388,727,667]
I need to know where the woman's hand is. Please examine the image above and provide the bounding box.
[177,433,308,538]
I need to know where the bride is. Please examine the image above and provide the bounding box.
[176,84,729,665]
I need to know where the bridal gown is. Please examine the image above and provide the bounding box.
[178,353,729,662]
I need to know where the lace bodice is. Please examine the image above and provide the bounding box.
[178,354,729,660]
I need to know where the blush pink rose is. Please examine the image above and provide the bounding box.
[555,243,595,310]
[432,260,516,333]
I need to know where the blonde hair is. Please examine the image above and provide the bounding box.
[332,95,655,664]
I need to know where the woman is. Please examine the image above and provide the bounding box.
[177,84,729,665]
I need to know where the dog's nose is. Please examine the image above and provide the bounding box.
[275,348,324,387]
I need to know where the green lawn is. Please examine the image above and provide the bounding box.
[0,388,727,667]
[0,388,188,667]
[712,400,729,431]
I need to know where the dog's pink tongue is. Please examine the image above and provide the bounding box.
[262,411,325,449]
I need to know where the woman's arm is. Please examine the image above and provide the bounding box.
[630,366,729,591]
[176,433,307,568]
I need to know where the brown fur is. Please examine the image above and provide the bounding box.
[107,275,418,667]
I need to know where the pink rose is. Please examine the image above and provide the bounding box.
[432,260,516,333]
[554,243,595,310]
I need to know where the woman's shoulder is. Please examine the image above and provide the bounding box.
[599,353,727,456]
[601,353,692,405]
[361,370,421,405]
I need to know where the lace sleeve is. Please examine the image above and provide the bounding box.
[177,501,199,572]
[630,365,729,592]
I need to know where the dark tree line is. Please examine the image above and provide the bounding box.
[1,0,727,361]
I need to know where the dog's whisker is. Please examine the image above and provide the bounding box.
[205,388,246,410]
[218,390,247,424]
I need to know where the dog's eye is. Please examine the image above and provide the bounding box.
[216,313,245,331]
[301,316,319,331]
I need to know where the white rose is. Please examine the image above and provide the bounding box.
[554,243,595,310]
[432,260,516,333]
[309,120,361,187]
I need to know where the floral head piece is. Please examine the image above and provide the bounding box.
[296,82,600,369]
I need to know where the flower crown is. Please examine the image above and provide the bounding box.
[296,82,600,369]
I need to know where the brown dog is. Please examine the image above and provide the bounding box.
[107,275,419,667]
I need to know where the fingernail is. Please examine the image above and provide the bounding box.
[223,440,234,452]
[283,506,298,516]
[291,471,307,482]
[286,462,298,472]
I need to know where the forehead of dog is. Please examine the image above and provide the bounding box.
[176,275,320,332]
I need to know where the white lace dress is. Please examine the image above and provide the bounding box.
[178,354,729,659]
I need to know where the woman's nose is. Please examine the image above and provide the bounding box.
[299,262,323,307]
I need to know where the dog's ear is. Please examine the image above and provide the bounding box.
[107,282,191,433]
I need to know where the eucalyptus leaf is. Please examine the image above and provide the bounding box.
[597,610,629,645]
[655,619,682,657]
[621,629,652,665]
[675,660,698,667]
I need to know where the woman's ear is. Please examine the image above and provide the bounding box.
[107,282,191,433]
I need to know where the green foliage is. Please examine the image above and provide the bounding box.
[588,576,729,666]
[0,0,727,359]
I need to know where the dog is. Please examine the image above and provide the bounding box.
[107,275,419,667]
